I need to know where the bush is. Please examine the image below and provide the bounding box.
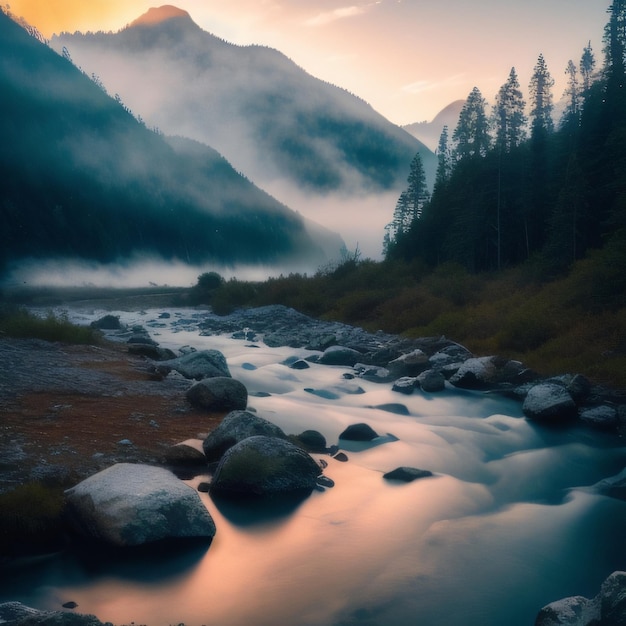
[0,482,67,557]
[0,307,98,344]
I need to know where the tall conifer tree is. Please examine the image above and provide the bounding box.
[494,67,527,152]
[453,87,491,160]
[529,53,555,136]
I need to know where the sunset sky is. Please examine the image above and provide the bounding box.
[8,1,609,125]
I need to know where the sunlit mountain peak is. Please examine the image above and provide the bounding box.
[130,5,191,28]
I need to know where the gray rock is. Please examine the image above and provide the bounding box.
[186,377,248,412]
[293,429,327,452]
[388,349,429,377]
[449,356,499,389]
[417,369,446,392]
[210,436,321,498]
[90,315,123,330]
[383,467,434,482]
[535,571,626,626]
[579,405,618,430]
[339,423,379,441]
[392,377,418,394]
[319,345,363,366]
[535,596,594,625]
[523,383,577,422]
[355,363,392,382]
[202,410,287,462]
[157,349,231,380]
[162,440,207,466]
[289,359,310,370]
[64,463,216,547]
[0,602,111,625]
[128,343,176,361]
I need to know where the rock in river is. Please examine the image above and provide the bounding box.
[186,377,248,412]
[210,436,321,498]
[202,410,288,462]
[522,383,577,422]
[64,463,216,547]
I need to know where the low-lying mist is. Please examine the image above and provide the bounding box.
[2,255,329,290]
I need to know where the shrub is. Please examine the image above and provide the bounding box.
[0,482,67,557]
[0,307,98,344]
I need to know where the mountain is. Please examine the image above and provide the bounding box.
[403,100,464,152]
[51,7,436,258]
[0,11,340,276]
[53,6,434,195]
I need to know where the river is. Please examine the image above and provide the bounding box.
[2,307,626,626]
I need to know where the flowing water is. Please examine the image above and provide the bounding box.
[2,307,626,626]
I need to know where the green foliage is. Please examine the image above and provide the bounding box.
[0,482,66,556]
[0,307,98,343]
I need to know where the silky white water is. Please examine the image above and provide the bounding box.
[3,307,626,626]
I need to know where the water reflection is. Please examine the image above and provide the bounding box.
[3,307,626,626]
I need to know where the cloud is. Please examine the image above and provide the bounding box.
[305,6,367,27]
[402,73,467,94]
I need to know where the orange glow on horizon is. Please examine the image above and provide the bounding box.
[7,1,146,37]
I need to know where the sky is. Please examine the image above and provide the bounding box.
[7,0,609,125]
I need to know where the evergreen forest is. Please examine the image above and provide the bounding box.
[190,2,626,389]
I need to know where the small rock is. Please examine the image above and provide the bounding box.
[392,377,417,394]
[293,430,327,452]
[383,467,434,482]
[417,369,446,392]
[339,423,379,441]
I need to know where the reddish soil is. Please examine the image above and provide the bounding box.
[0,338,224,490]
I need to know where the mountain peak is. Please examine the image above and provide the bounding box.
[129,5,192,28]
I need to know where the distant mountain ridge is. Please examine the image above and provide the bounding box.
[0,11,339,275]
[52,6,435,197]
[403,100,464,152]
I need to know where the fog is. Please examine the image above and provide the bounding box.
[50,17,429,261]
[3,255,328,289]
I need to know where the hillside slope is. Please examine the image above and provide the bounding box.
[0,11,337,275]
[53,6,435,196]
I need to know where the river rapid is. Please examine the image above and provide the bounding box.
[3,306,626,626]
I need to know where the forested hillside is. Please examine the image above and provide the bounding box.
[189,2,626,389]
[0,10,334,275]
[386,4,626,278]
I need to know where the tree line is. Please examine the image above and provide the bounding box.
[385,0,626,277]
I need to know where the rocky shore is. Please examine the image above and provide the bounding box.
[2,303,626,626]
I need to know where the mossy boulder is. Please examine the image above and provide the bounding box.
[202,410,287,462]
[210,436,321,498]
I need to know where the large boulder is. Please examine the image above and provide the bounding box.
[522,383,577,422]
[319,345,363,366]
[157,349,231,380]
[202,410,287,462]
[186,377,248,412]
[535,571,626,626]
[210,436,321,498]
[64,463,216,547]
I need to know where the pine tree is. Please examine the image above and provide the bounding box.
[529,53,555,136]
[434,125,452,191]
[453,87,491,160]
[580,41,596,93]
[405,152,430,222]
[562,59,581,125]
[603,0,626,82]
[493,67,527,153]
